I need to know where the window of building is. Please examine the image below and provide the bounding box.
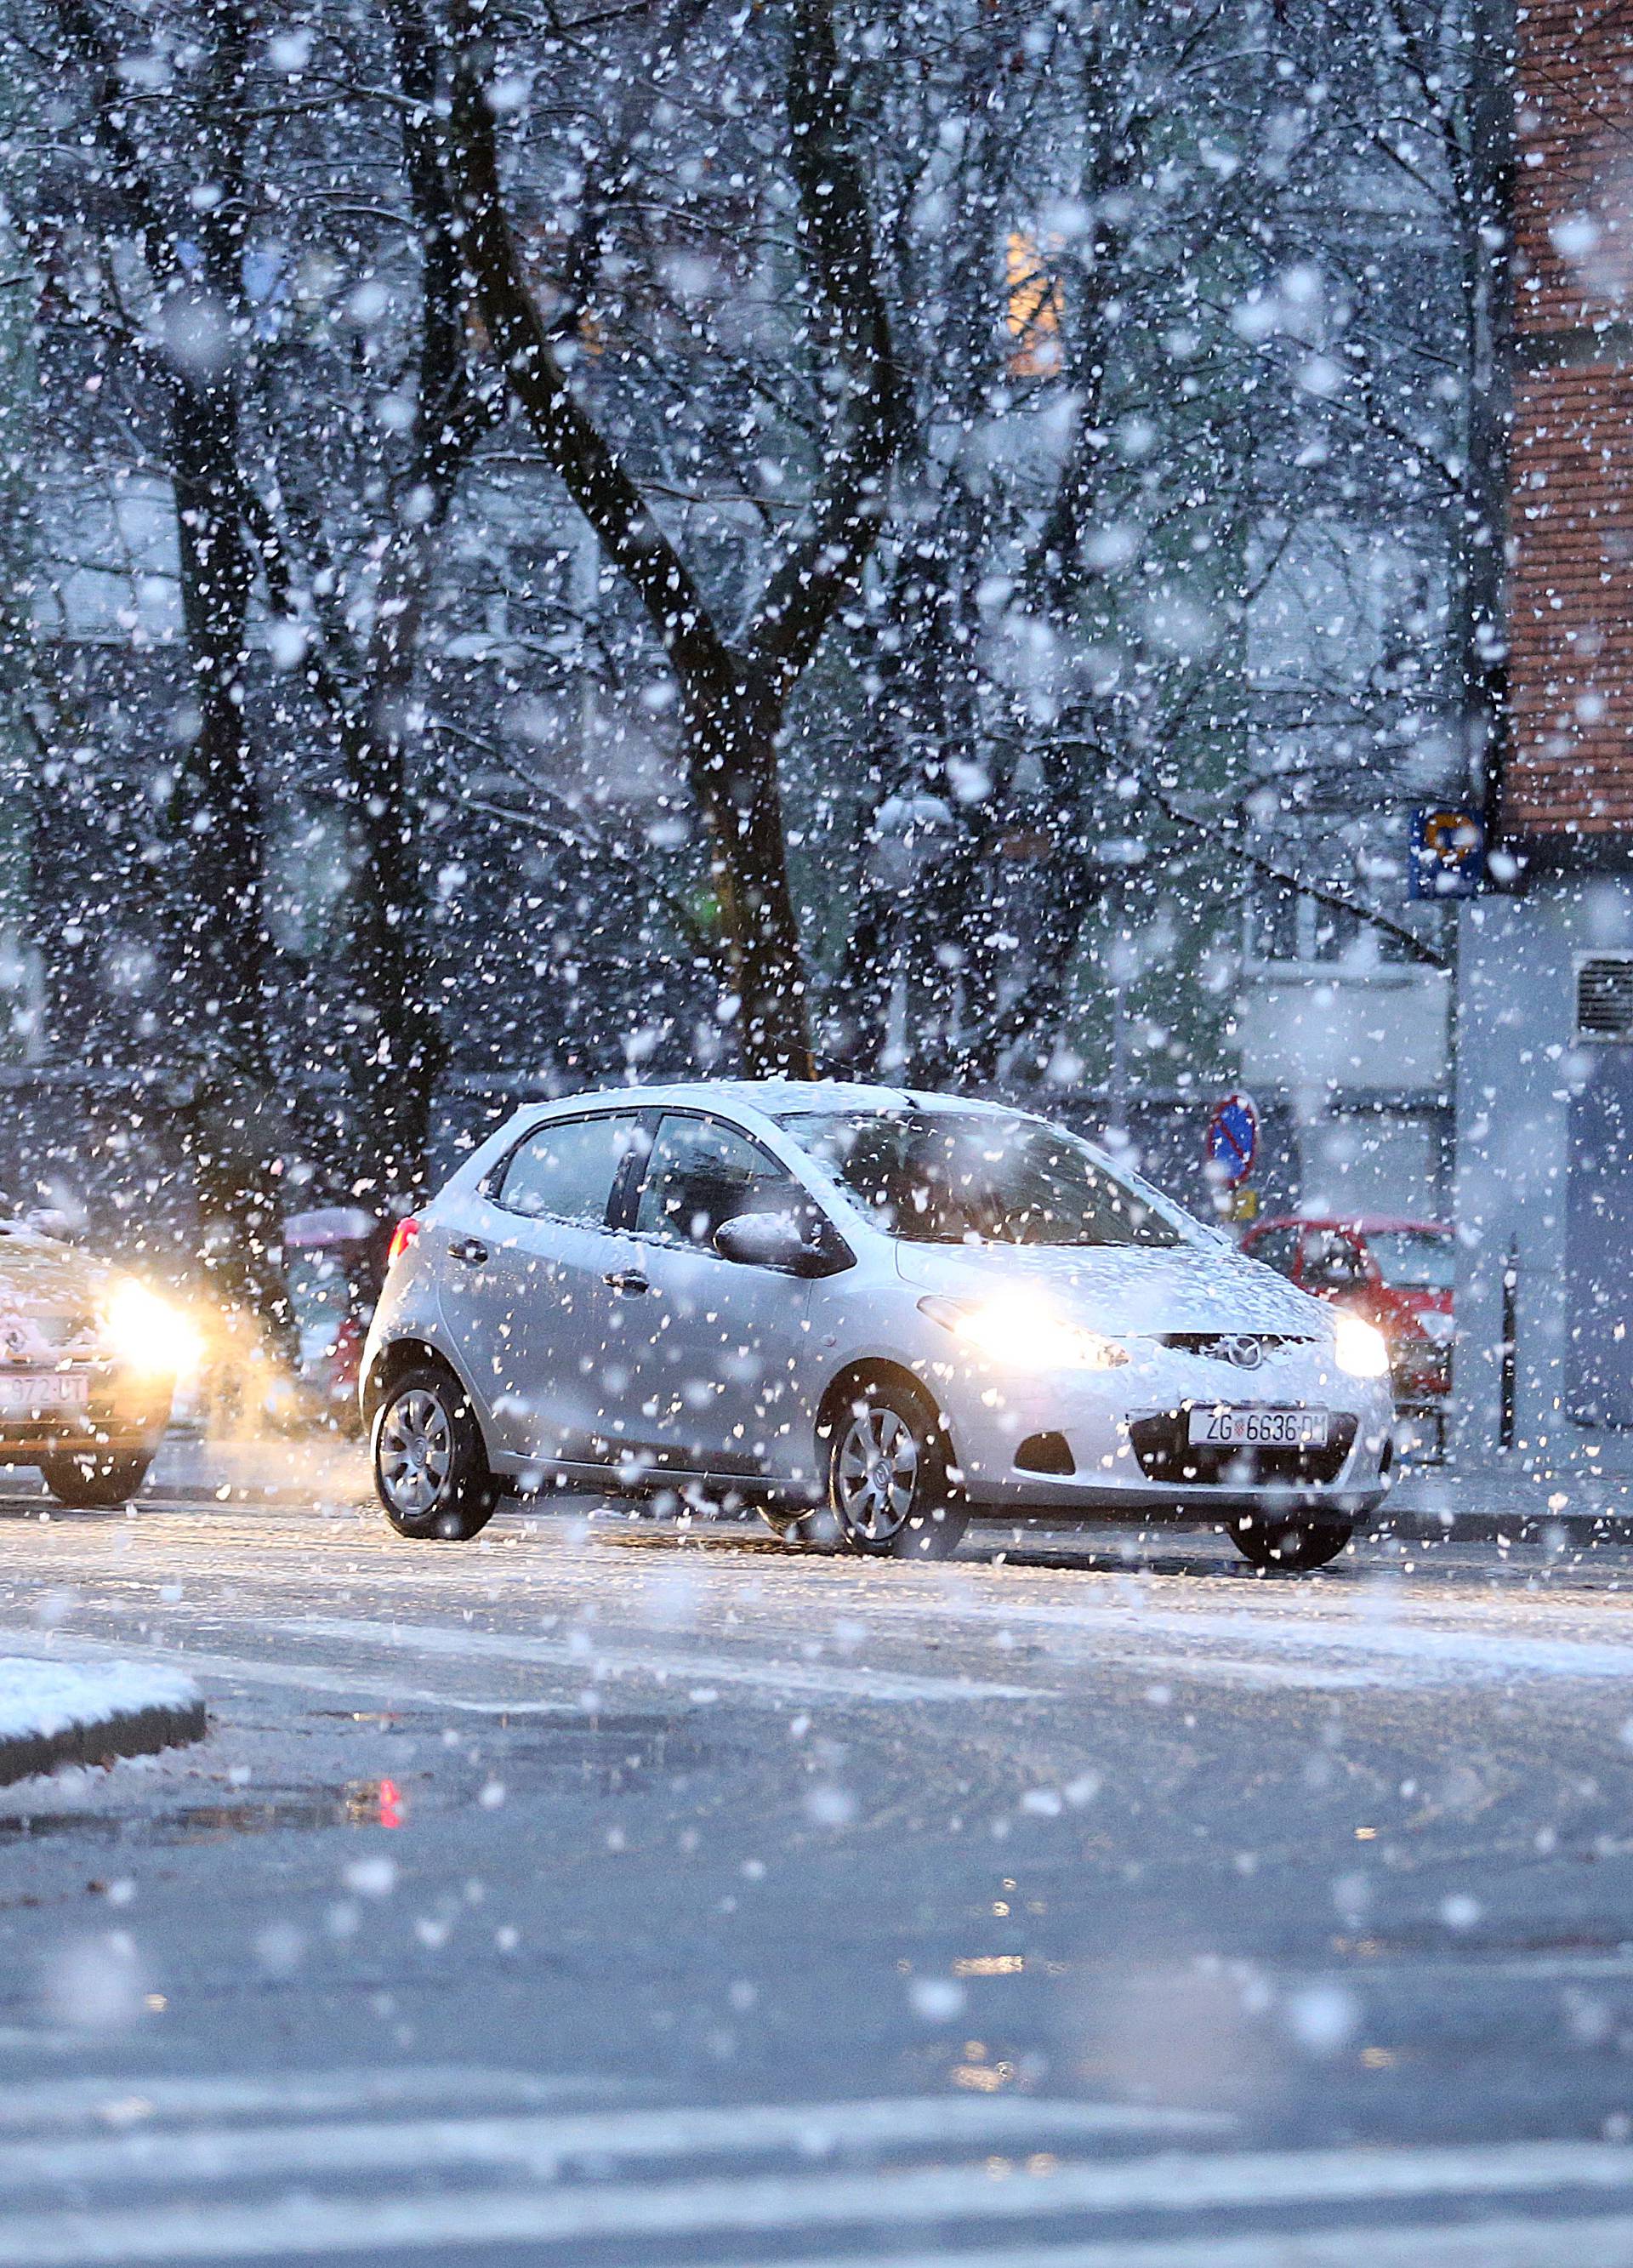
[1005,231,1064,378]
[1245,876,1414,967]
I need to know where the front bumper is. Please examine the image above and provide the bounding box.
[925,1343,1393,1513]
[0,1365,173,1467]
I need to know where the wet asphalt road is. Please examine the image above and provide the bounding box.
[5,1486,1633,2264]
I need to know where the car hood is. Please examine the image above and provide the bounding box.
[0,1228,110,1318]
[893,1238,1328,1338]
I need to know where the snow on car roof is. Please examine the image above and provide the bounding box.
[498,1079,1013,1122]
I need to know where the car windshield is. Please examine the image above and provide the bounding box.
[777,1108,1187,1248]
[1363,1229,1456,1291]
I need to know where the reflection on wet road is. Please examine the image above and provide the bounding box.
[4,1490,1633,2262]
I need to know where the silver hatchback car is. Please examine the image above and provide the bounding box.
[362,1081,1395,1567]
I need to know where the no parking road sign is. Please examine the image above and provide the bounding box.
[1205,1091,1259,1188]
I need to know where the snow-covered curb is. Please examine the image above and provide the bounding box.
[0,1660,206,1787]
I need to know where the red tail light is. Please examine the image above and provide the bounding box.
[386,1217,420,1269]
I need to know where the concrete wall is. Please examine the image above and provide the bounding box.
[1453,878,1633,1473]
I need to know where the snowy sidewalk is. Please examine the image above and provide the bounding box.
[1383,1462,1633,1541]
[0,1660,206,1787]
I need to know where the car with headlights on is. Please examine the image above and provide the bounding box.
[0,1216,192,1505]
[362,1082,1395,1570]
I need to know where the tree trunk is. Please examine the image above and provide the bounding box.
[339,0,485,1196]
[445,0,907,1087]
[347,546,446,1203]
[686,682,811,1076]
[161,3,291,1355]
[166,364,293,1354]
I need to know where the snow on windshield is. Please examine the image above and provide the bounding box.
[778,1109,1189,1249]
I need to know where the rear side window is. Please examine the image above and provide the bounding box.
[635,1115,799,1249]
[493,1114,644,1228]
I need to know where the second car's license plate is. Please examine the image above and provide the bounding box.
[0,1370,89,1414]
[1187,1405,1329,1449]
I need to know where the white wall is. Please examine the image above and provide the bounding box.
[1453,879,1633,1473]
[1238,965,1451,1100]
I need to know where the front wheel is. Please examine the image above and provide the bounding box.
[1229,1513,1352,1571]
[40,1450,152,1508]
[373,1365,501,1541]
[826,1379,969,1561]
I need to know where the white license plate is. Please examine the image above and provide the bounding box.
[1187,1405,1329,1449]
[0,1371,89,1415]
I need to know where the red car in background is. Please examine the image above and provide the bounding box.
[1240,1215,1455,1450]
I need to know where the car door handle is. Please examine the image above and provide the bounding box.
[603,1269,650,1295]
[448,1237,489,1267]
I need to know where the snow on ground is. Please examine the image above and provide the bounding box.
[0,1658,201,1744]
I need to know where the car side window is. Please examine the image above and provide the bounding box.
[635,1115,801,1251]
[492,1114,642,1228]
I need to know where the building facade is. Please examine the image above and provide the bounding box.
[1454,0,1633,1469]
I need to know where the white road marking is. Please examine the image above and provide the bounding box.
[259,1613,1045,1703]
[775,2216,1633,2268]
[0,2095,1227,2194]
[3,2137,1633,2263]
[0,2068,616,2135]
[1058,1648,1400,1693]
[0,1633,589,1719]
[888,1590,1633,1686]
[1073,1953,1633,1995]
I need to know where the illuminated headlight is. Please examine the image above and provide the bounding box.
[1333,1312,1391,1380]
[102,1279,201,1381]
[919,1293,1129,1370]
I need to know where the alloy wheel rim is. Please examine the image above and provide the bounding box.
[836,1407,919,1541]
[379,1388,453,1517]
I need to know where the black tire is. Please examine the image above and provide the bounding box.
[1229,1513,1352,1571]
[823,1377,969,1561]
[372,1363,502,1541]
[40,1450,152,1509]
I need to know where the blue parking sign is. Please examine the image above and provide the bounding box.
[1206,1092,1259,1187]
[1409,806,1484,900]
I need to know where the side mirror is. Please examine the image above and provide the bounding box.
[714,1211,850,1277]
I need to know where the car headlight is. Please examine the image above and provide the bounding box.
[1333,1311,1391,1380]
[919,1294,1129,1370]
[102,1279,201,1381]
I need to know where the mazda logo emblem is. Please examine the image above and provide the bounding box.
[1220,1335,1264,1370]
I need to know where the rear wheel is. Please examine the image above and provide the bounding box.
[825,1379,969,1561]
[1229,1513,1352,1570]
[373,1364,501,1541]
[40,1450,151,1508]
